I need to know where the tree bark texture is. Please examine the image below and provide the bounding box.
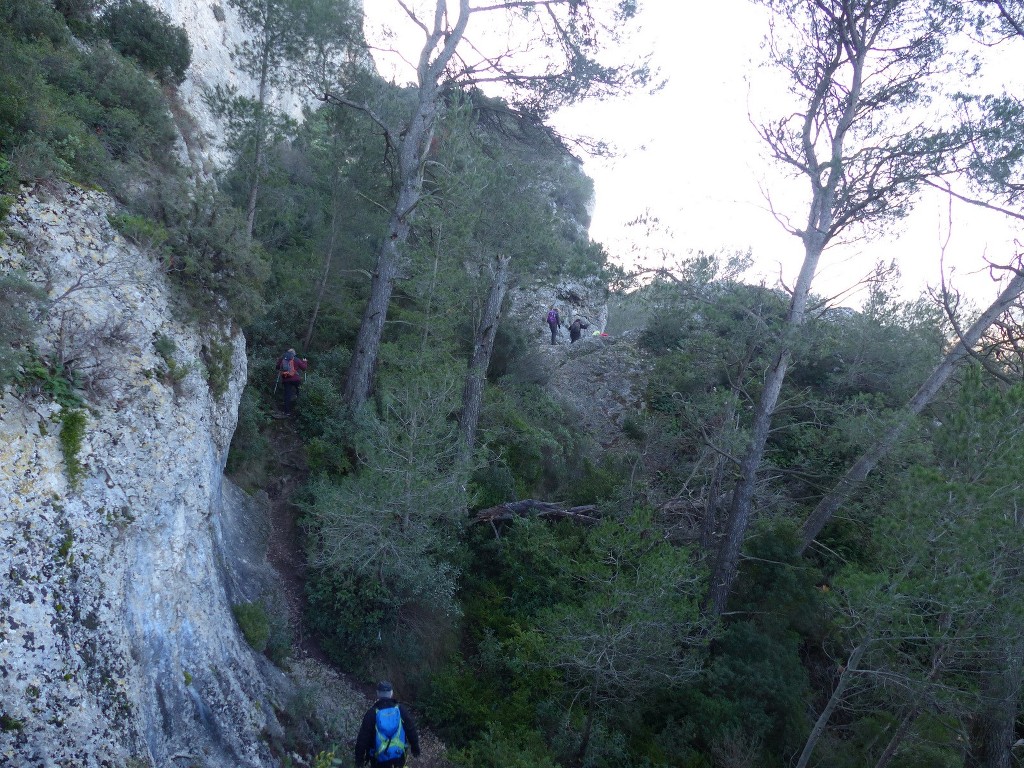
[342,0,471,409]
[458,254,510,462]
[965,626,1024,768]
[795,641,868,768]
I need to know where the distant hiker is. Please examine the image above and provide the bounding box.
[354,681,421,768]
[569,317,589,343]
[546,305,561,345]
[275,348,307,416]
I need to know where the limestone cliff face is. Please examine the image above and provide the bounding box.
[0,184,286,767]
[146,0,343,169]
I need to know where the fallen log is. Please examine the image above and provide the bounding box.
[472,499,599,526]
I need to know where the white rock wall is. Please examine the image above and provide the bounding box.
[0,184,282,767]
[148,0,329,169]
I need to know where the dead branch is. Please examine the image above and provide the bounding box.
[472,499,599,526]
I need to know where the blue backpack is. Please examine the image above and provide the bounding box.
[547,309,558,325]
[374,705,406,762]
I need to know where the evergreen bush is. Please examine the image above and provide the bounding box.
[232,601,270,652]
[99,0,191,86]
[0,272,46,385]
[57,408,87,488]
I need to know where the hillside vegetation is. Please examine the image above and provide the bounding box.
[3,1,1024,767]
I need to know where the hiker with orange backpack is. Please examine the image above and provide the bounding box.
[275,347,307,416]
[354,681,421,767]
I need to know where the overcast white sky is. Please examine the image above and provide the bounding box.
[363,1,1024,308]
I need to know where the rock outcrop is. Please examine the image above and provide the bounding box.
[147,0,308,170]
[509,275,610,347]
[0,183,286,767]
[541,330,652,454]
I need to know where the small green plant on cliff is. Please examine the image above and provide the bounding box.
[56,526,74,563]
[108,212,170,253]
[57,408,87,488]
[202,335,233,399]
[233,601,270,653]
[17,354,83,410]
[153,333,190,395]
[311,748,343,768]
[0,712,24,731]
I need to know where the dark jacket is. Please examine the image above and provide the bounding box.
[354,699,420,767]
[569,319,589,341]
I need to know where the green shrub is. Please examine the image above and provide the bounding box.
[0,64,32,153]
[17,355,82,409]
[131,177,269,324]
[108,212,170,251]
[0,712,25,732]
[0,27,179,187]
[202,335,234,399]
[58,408,87,488]
[449,725,559,768]
[99,0,191,85]
[0,0,69,43]
[232,601,270,652]
[151,333,191,398]
[304,567,391,672]
[0,272,47,385]
[51,0,100,29]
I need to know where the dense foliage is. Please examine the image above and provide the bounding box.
[4,0,1024,766]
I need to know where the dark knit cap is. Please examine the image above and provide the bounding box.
[377,681,393,699]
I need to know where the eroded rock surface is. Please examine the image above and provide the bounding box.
[0,183,285,767]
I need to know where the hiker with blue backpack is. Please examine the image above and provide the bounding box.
[354,681,421,767]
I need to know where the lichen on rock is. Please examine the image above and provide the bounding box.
[0,183,286,767]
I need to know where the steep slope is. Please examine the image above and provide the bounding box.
[544,330,651,453]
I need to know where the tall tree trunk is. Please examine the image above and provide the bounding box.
[458,254,510,463]
[966,640,1024,768]
[342,96,437,409]
[302,209,339,353]
[342,0,471,410]
[966,619,1024,768]
[797,268,1024,553]
[704,0,877,615]
[245,42,272,240]
[795,641,868,768]
[706,235,826,615]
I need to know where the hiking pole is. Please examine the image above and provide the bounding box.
[273,371,281,395]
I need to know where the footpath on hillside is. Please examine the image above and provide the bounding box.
[255,415,451,767]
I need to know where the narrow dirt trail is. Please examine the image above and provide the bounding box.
[262,418,328,661]
[258,417,453,767]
